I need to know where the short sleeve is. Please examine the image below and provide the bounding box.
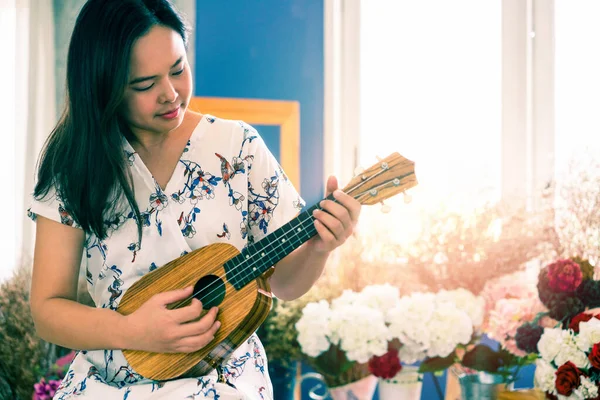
[27,186,82,230]
[243,122,306,243]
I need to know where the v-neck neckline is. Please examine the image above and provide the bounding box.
[123,115,209,195]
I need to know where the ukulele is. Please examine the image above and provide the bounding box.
[117,152,418,381]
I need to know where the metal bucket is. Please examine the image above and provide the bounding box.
[459,372,514,400]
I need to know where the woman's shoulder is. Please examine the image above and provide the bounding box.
[195,113,260,146]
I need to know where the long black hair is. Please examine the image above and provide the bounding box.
[34,0,189,241]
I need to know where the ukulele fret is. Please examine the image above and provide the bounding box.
[225,195,333,290]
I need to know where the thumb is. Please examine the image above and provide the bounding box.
[325,175,339,197]
[156,285,194,306]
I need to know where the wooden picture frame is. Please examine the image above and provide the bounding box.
[189,97,301,190]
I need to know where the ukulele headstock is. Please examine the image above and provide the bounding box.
[342,153,418,206]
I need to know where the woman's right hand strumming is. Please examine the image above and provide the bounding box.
[122,286,221,354]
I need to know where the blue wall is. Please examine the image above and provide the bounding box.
[194,0,325,206]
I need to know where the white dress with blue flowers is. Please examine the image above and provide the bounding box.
[28,115,305,400]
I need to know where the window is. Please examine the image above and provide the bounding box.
[326,0,600,245]
[554,0,600,178]
[359,0,502,211]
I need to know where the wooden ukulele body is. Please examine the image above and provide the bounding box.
[117,242,272,381]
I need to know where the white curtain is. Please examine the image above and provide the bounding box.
[1,0,56,282]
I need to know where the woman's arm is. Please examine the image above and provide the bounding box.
[30,216,219,353]
[29,216,130,350]
[269,177,361,301]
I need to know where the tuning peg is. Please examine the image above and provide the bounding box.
[403,191,412,204]
[381,201,392,214]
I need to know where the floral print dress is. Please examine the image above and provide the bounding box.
[28,115,305,400]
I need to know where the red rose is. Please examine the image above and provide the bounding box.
[368,350,402,379]
[555,361,581,396]
[547,259,583,293]
[569,312,600,333]
[589,343,600,369]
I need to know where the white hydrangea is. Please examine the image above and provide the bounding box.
[295,285,399,363]
[426,302,473,358]
[356,283,401,314]
[330,289,361,309]
[329,304,391,363]
[387,291,473,364]
[573,376,600,399]
[538,328,572,363]
[576,318,600,352]
[295,300,331,357]
[534,359,557,395]
[554,336,590,370]
[436,288,486,329]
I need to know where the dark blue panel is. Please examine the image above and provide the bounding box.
[194,0,324,206]
[254,125,281,162]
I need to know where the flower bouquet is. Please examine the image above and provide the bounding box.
[460,271,549,382]
[295,284,399,390]
[514,257,600,399]
[295,284,481,399]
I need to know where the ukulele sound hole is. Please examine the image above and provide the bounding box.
[193,275,226,310]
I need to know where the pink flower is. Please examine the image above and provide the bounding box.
[547,259,583,293]
[485,295,546,357]
[480,271,540,331]
[32,378,61,400]
[55,351,76,368]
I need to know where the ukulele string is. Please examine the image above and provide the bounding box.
[170,178,399,310]
[170,179,398,310]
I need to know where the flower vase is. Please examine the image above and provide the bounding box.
[459,372,514,400]
[328,375,378,400]
[378,366,423,400]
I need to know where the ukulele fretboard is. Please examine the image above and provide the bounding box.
[224,194,335,290]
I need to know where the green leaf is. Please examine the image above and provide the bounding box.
[418,352,457,373]
[339,360,355,374]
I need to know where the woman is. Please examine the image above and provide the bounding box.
[28,0,361,398]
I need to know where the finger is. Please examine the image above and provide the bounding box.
[332,190,361,223]
[176,320,221,352]
[174,332,216,353]
[325,175,339,197]
[156,286,194,307]
[313,209,346,240]
[314,219,337,244]
[177,307,220,338]
[318,198,353,231]
[170,298,203,324]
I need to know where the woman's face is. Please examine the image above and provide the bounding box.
[121,25,192,136]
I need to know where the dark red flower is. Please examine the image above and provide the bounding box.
[589,343,600,370]
[547,259,583,293]
[368,350,402,379]
[555,361,581,396]
[569,312,600,333]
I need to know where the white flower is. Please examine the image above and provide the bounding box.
[538,328,572,363]
[331,289,361,309]
[426,302,473,358]
[554,337,590,370]
[357,284,401,314]
[387,292,472,363]
[534,359,557,395]
[329,304,391,363]
[573,376,599,399]
[576,318,600,352]
[295,300,332,357]
[436,288,486,329]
